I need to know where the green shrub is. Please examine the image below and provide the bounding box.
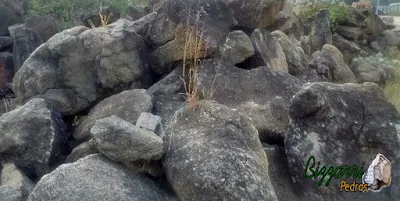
[296,2,350,31]
[28,0,148,30]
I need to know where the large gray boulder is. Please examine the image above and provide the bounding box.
[8,24,43,72]
[332,34,361,64]
[73,89,153,141]
[222,0,285,29]
[145,0,237,75]
[321,44,356,83]
[0,98,68,177]
[286,82,400,201]
[350,59,394,85]
[250,29,288,72]
[27,154,172,201]
[219,30,255,65]
[165,101,278,201]
[309,9,332,55]
[197,59,304,142]
[13,15,155,116]
[90,116,164,164]
[335,26,366,43]
[271,30,308,76]
[1,163,34,200]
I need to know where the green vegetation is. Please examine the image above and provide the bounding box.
[354,53,400,111]
[296,2,351,31]
[28,0,148,30]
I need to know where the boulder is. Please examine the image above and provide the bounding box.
[136,112,164,138]
[321,44,357,83]
[219,30,255,65]
[81,6,120,28]
[65,141,98,163]
[286,82,400,201]
[197,59,304,142]
[13,16,153,115]
[0,36,13,50]
[350,59,394,85]
[332,34,361,63]
[344,7,367,28]
[73,89,153,141]
[0,52,14,96]
[0,185,22,201]
[335,26,366,43]
[364,10,387,41]
[309,9,332,55]
[27,154,172,201]
[90,116,164,164]
[300,51,336,82]
[8,24,43,72]
[165,101,278,201]
[145,0,236,75]
[271,30,308,76]
[250,29,288,72]
[0,98,68,177]
[382,30,400,47]
[0,6,23,36]
[264,145,302,201]
[1,163,34,200]
[25,15,60,42]
[223,0,285,28]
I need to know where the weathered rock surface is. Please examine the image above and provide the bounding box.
[251,29,288,72]
[27,154,171,201]
[146,0,237,75]
[350,59,394,85]
[65,141,98,163]
[13,16,153,115]
[0,36,13,50]
[90,116,164,163]
[219,30,255,65]
[25,15,60,42]
[300,51,335,82]
[0,52,14,96]
[321,44,357,83]
[309,9,332,55]
[286,82,400,201]
[165,101,278,201]
[1,163,34,200]
[332,34,361,64]
[8,24,43,72]
[73,89,153,141]
[364,10,387,41]
[0,185,22,201]
[197,59,304,143]
[272,30,308,75]
[136,112,164,138]
[223,0,285,28]
[0,98,68,177]
[335,26,365,43]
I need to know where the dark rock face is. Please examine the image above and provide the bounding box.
[0,36,13,50]
[335,26,366,43]
[27,154,172,201]
[13,17,154,116]
[0,98,68,177]
[264,145,302,201]
[332,34,361,64]
[300,51,335,82]
[123,5,148,21]
[65,141,98,163]
[8,24,43,72]
[73,89,153,141]
[165,101,278,201]
[250,29,288,72]
[145,0,237,75]
[344,7,367,28]
[0,52,14,96]
[0,2,25,36]
[285,82,400,201]
[81,6,121,28]
[364,10,387,41]
[196,59,304,143]
[25,15,60,42]
[309,9,332,55]
[223,0,285,29]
